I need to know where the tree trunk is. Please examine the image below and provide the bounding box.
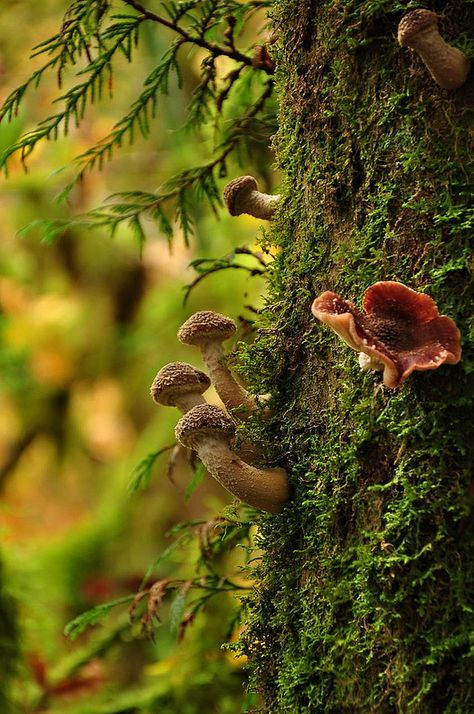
[243,1,474,711]
[0,557,19,713]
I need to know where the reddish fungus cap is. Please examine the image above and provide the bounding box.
[311,281,461,388]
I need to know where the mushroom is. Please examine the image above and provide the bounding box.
[151,360,265,465]
[151,362,211,412]
[175,404,289,514]
[397,9,470,90]
[178,311,263,420]
[223,176,280,220]
[311,281,462,389]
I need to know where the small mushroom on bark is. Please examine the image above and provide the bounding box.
[223,176,279,220]
[178,310,264,420]
[311,281,461,389]
[151,362,211,412]
[397,9,470,90]
[175,404,289,514]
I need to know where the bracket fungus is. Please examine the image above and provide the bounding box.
[397,9,470,90]
[311,281,461,389]
[175,404,289,514]
[178,310,263,420]
[223,176,279,220]
[151,362,211,412]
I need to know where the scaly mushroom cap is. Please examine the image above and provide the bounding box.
[178,311,236,347]
[175,404,236,450]
[397,9,438,46]
[311,281,461,389]
[223,176,258,216]
[151,362,211,406]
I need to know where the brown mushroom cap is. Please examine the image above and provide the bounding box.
[223,176,259,216]
[151,362,211,406]
[312,281,462,389]
[397,9,438,46]
[178,311,236,346]
[175,404,236,450]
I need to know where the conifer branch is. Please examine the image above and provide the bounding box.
[0,16,142,173]
[73,79,274,245]
[120,0,272,69]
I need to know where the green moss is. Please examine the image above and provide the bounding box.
[240,1,474,711]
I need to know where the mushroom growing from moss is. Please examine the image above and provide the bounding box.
[397,9,470,90]
[311,281,461,389]
[178,310,264,420]
[151,362,211,412]
[175,404,289,514]
[223,176,279,220]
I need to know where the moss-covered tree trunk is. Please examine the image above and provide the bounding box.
[244,1,474,711]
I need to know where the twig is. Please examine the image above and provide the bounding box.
[121,0,266,68]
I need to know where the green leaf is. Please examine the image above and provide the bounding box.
[184,462,206,500]
[64,594,134,640]
[169,588,188,637]
[128,445,175,493]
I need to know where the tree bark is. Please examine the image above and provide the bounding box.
[0,557,19,713]
[243,1,474,711]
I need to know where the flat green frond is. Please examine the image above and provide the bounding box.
[128,445,176,493]
[64,595,135,640]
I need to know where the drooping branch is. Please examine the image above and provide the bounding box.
[121,0,258,67]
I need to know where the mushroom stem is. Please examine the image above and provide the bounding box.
[398,11,470,90]
[177,311,270,421]
[202,341,257,418]
[173,392,206,412]
[236,189,280,220]
[175,405,289,514]
[198,438,288,514]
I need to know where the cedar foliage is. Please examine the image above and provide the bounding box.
[1,0,275,245]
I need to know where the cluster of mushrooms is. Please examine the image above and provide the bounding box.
[150,9,466,516]
[151,312,289,515]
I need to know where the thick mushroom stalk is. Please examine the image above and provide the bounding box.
[175,404,289,514]
[151,362,211,413]
[397,9,470,90]
[311,281,461,389]
[223,176,280,220]
[178,311,264,420]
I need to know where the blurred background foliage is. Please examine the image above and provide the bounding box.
[0,1,278,710]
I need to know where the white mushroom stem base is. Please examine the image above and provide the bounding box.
[236,191,280,220]
[358,352,384,373]
[202,342,259,419]
[174,393,207,412]
[198,437,289,514]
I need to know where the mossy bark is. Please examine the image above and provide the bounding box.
[243,1,474,712]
